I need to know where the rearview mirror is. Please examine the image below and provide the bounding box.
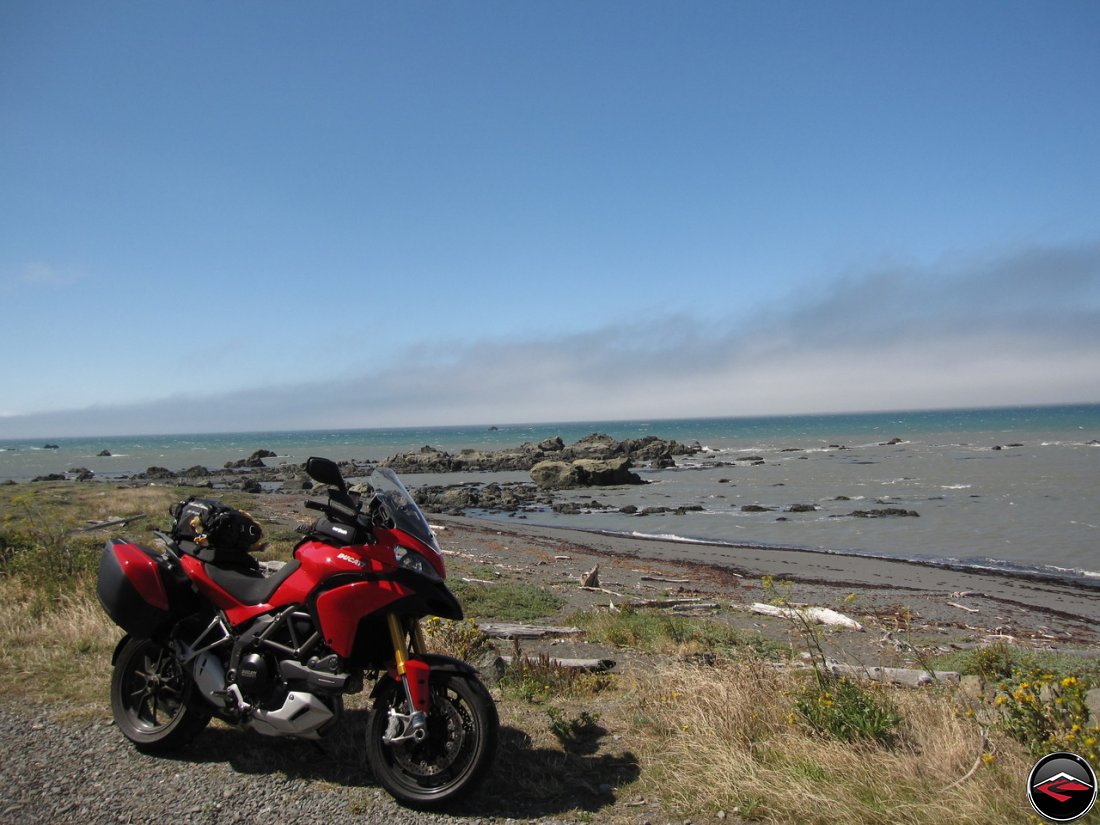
[305,456,347,492]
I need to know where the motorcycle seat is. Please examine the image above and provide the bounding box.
[205,559,302,605]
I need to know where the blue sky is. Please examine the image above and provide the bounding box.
[2,1,1099,437]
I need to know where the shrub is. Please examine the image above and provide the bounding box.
[421,616,494,662]
[995,667,1100,760]
[963,641,1021,682]
[500,646,615,703]
[546,707,603,754]
[794,673,902,747]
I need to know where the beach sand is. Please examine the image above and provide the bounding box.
[423,513,1099,666]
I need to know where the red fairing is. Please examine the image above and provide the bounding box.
[316,580,409,656]
[291,539,398,590]
[114,542,169,611]
[178,540,410,630]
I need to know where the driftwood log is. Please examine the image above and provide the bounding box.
[771,659,961,687]
[77,514,147,532]
[750,602,864,631]
[477,622,584,640]
[824,659,960,687]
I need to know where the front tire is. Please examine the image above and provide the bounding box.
[110,636,210,752]
[366,671,498,808]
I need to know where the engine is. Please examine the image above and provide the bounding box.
[181,608,352,740]
[235,651,275,698]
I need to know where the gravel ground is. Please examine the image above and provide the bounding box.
[0,705,592,825]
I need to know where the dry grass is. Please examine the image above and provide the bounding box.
[625,657,1035,824]
[0,579,117,713]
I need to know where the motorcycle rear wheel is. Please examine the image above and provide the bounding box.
[366,671,498,808]
[111,636,210,753]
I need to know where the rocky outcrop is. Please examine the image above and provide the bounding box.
[530,457,644,489]
[382,443,545,473]
[224,449,277,469]
[847,508,920,518]
[412,481,550,515]
[383,433,700,475]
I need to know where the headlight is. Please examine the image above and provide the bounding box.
[394,546,438,579]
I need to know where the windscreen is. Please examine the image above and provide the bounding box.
[368,467,442,555]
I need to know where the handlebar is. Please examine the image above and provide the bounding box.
[305,496,361,521]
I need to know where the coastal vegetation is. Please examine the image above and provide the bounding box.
[2,480,1098,822]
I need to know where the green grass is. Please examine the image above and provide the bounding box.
[568,605,780,657]
[932,640,1100,685]
[451,579,564,622]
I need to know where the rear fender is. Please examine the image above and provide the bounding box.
[111,634,131,665]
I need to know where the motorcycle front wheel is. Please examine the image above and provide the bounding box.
[366,670,498,808]
[110,636,210,753]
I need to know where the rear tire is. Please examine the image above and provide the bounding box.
[110,636,210,752]
[366,671,498,808]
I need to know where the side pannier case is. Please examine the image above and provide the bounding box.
[96,539,194,637]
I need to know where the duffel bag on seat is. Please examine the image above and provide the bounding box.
[169,496,263,568]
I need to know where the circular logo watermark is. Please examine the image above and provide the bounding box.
[1027,751,1097,822]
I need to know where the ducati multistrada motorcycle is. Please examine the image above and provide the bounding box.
[96,457,498,808]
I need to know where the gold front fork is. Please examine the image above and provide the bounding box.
[386,613,427,676]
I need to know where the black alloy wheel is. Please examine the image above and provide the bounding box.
[366,671,499,808]
[110,636,210,752]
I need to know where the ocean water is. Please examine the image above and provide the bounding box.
[2,404,1098,584]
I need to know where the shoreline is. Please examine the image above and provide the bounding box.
[469,512,1100,593]
[432,513,1100,655]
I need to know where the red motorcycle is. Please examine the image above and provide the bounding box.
[96,457,498,808]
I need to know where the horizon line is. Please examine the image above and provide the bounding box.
[3,400,1099,443]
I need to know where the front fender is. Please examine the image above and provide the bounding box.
[369,653,481,701]
[416,652,480,677]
